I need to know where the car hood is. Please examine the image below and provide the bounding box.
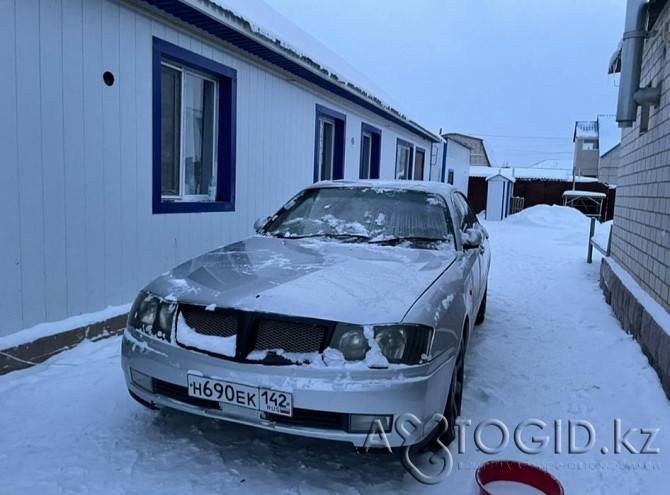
[145,235,457,324]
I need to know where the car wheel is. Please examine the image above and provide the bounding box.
[475,286,487,325]
[440,341,465,446]
[419,340,464,452]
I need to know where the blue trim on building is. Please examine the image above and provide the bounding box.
[396,138,414,179]
[152,37,237,214]
[360,123,381,179]
[441,140,448,182]
[141,0,437,144]
[314,104,346,182]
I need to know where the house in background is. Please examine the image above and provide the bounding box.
[467,166,614,219]
[572,116,621,185]
[604,0,670,396]
[573,121,599,177]
[441,132,495,166]
[429,136,471,194]
[596,114,621,187]
[0,0,441,346]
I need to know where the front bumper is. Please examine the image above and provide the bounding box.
[121,328,454,448]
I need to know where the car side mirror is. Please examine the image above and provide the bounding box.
[254,216,271,233]
[462,228,484,249]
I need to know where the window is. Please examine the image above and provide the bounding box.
[452,192,479,233]
[414,147,426,180]
[360,123,381,179]
[314,105,346,182]
[447,169,455,185]
[395,139,414,179]
[582,140,597,151]
[152,38,236,214]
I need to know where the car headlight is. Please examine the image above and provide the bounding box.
[330,323,432,365]
[128,291,176,341]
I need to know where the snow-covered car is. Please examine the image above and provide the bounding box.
[121,180,490,448]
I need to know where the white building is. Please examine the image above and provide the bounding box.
[0,0,442,340]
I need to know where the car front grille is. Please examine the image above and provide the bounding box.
[181,307,237,338]
[176,305,333,362]
[254,319,327,353]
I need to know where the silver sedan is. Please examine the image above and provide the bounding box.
[121,180,490,448]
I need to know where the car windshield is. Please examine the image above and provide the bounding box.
[264,187,455,247]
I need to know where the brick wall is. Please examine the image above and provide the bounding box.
[609,2,670,312]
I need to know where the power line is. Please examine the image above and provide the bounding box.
[476,133,573,141]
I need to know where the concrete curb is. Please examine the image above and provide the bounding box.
[0,314,127,376]
[600,258,670,399]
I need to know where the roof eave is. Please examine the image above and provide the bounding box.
[140,0,440,142]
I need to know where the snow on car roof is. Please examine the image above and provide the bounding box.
[308,179,459,197]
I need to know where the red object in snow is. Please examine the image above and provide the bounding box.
[476,460,564,495]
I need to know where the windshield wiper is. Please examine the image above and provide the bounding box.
[272,232,371,241]
[369,236,448,246]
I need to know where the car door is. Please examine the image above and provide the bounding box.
[450,193,481,320]
[456,192,490,299]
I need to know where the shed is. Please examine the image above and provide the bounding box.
[485,172,516,221]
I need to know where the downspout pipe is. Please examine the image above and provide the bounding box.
[616,0,651,127]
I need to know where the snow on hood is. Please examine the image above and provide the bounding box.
[145,235,456,324]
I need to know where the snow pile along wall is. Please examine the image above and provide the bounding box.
[600,257,670,399]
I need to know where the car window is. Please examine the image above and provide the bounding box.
[452,193,472,232]
[456,192,479,228]
[265,187,456,248]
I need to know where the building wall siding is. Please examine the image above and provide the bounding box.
[598,145,619,186]
[0,0,432,337]
[442,134,490,166]
[610,2,670,313]
[573,139,599,177]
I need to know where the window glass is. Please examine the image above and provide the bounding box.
[160,63,218,201]
[395,144,411,179]
[361,133,372,179]
[160,65,181,197]
[414,150,425,180]
[266,188,455,248]
[319,118,335,180]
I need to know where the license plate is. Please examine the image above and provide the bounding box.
[187,374,293,417]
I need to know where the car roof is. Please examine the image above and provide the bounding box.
[307,179,458,199]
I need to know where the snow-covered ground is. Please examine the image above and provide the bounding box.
[1,205,668,494]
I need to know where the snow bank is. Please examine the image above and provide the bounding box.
[506,204,590,230]
[0,303,131,350]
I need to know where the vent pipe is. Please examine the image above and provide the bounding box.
[616,0,660,127]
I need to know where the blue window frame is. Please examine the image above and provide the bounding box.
[314,105,346,182]
[395,138,414,180]
[152,37,237,214]
[360,123,381,179]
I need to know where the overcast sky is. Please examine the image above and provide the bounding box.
[262,0,627,166]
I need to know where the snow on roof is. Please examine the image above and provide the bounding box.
[574,121,598,141]
[562,190,607,198]
[469,165,599,183]
[597,115,621,157]
[528,159,574,170]
[203,0,429,136]
[484,170,515,182]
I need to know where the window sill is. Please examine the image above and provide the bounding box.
[152,199,235,214]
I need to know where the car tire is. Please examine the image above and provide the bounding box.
[419,340,464,452]
[475,286,487,325]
